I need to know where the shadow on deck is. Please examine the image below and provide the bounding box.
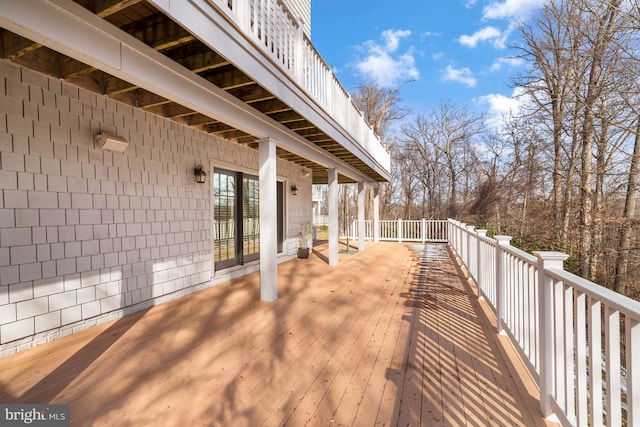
[0,242,557,426]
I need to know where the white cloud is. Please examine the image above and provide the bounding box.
[442,65,477,88]
[482,0,545,20]
[420,31,441,40]
[458,26,506,48]
[474,88,527,129]
[354,30,420,88]
[381,29,411,52]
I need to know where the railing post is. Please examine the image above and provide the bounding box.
[398,219,403,243]
[476,229,488,298]
[351,219,356,241]
[460,223,467,267]
[466,225,476,280]
[628,317,640,427]
[234,0,251,33]
[422,218,426,243]
[533,251,569,419]
[294,17,304,83]
[495,235,512,335]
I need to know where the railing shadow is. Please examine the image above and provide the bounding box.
[388,243,547,426]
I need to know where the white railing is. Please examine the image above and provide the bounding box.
[448,219,640,427]
[206,0,390,173]
[309,215,640,424]
[344,219,448,243]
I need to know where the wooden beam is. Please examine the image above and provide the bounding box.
[93,0,145,18]
[250,98,292,115]
[202,66,256,90]
[145,103,195,118]
[0,30,42,60]
[122,12,195,52]
[226,85,275,104]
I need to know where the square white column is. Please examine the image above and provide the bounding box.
[373,186,380,242]
[358,181,366,251]
[258,138,277,301]
[328,168,339,266]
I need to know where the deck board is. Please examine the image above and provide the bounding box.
[0,242,557,426]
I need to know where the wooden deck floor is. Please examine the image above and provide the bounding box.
[0,242,557,426]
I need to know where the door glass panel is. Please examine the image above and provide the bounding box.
[213,171,236,266]
[243,176,260,260]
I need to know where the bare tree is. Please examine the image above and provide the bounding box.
[401,102,484,218]
[614,119,640,295]
[352,79,411,141]
[351,80,410,219]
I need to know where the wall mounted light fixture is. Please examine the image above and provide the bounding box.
[194,165,207,184]
[96,132,128,152]
[291,184,298,195]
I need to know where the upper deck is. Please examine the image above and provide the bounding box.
[0,0,390,184]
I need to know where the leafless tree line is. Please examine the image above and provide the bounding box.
[335,0,640,299]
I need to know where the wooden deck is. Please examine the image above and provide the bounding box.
[0,242,557,426]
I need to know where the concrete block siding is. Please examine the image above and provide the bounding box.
[0,60,311,356]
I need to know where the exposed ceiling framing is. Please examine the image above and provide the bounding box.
[0,0,386,184]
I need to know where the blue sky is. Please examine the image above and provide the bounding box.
[311,0,546,125]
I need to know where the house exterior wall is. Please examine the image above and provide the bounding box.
[0,60,312,356]
[283,0,311,36]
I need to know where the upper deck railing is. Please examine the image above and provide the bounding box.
[205,0,390,173]
[343,218,640,426]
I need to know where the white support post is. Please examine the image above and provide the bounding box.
[495,235,512,335]
[373,187,380,242]
[328,168,339,266]
[422,218,426,243]
[398,219,403,243]
[534,251,570,418]
[357,181,365,251]
[476,229,488,298]
[258,138,278,302]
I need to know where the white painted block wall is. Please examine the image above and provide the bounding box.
[0,60,312,356]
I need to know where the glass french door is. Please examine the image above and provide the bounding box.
[213,169,263,270]
[213,169,284,270]
[213,170,236,269]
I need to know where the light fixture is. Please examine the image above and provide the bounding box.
[96,132,128,152]
[194,165,207,184]
[291,184,298,195]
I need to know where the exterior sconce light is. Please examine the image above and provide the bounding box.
[96,132,128,152]
[291,185,298,195]
[194,165,207,184]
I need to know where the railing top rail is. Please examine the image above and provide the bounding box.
[546,267,640,321]
[502,244,539,266]
[477,234,496,245]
